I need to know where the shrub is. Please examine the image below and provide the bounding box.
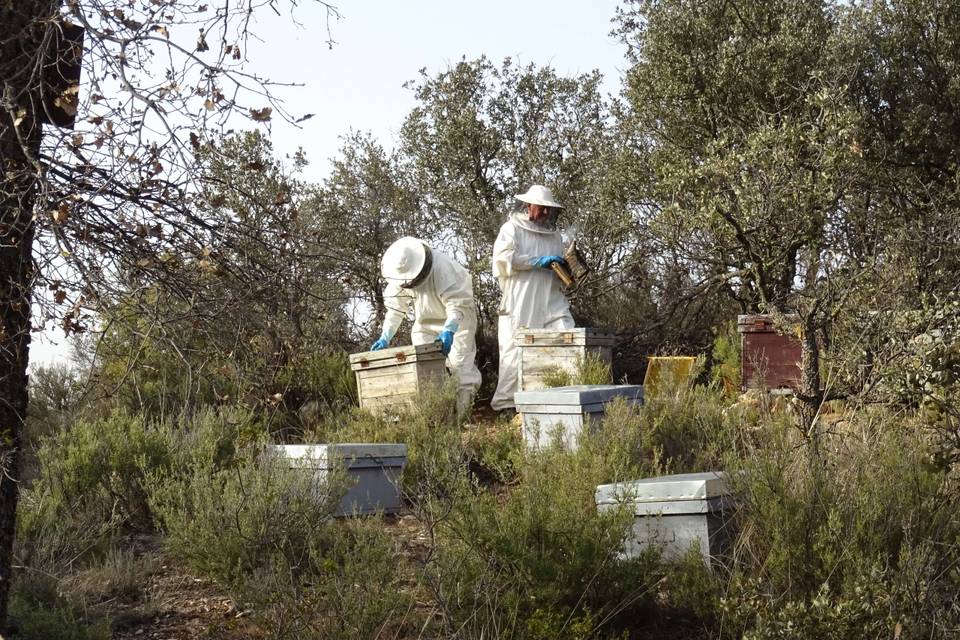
[638,384,747,473]
[718,407,960,638]
[243,517,416,640]
[148,425,416,639]
[30,410,173,532]
[147,443,341,587]
[8,574,111,640]
[428,412,660,639]
[541,353,614,388]
[309,382,467,508]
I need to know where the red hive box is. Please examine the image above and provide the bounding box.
[737,315,802,392]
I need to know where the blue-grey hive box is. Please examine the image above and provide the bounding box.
[270,443,407,516]
[595,472,736,567]
[514,384,643,450]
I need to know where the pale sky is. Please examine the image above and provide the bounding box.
[31,0,629,367]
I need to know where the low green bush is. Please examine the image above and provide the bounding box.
[243,517,415,640]
[716,407,960,638]
[309,382,467,507]
[8,574,111,640]
[31,410,173,532]
[541,353,614,388]
[148,425,415,639]
[428,407,660,639]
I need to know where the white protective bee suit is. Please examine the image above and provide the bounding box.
[490,202,574,411]
[380,240,481,412]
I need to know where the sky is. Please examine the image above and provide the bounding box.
[31,0,630,367]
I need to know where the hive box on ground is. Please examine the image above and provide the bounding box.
[514,384,643,450]
[595,472,735,567]
[737,314,802,392]
[349,343,448,414]
[516,328,616,391]
[270,443,407,516]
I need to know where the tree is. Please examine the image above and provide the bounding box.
[615,0,874,426]
[0,0,337,624]
[308,131,423,339]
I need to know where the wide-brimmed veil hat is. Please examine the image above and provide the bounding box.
[515,184,563,208]
[381,236,432,287]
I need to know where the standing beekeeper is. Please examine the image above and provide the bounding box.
[491,184,574,412]
[371,237,481,415]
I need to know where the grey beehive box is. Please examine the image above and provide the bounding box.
[514,384,643,450]
[595,472,736,567]
[270,443,407,517]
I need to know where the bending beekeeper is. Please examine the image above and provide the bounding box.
[491,184,574,412]
[371,237,482,415]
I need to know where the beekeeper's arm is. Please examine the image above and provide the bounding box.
[434,261,475,355]
[492,222,537,281]
[371,281,414,350]
[492,222,561,283]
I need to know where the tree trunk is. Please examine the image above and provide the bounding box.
[0,0,50,626]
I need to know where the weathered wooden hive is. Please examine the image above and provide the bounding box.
[737,314,802,391]
[514,384,643,450]
[270,443,407,517]
[596,471,736,568]
[349,343,448,414]
[516,327,617,391]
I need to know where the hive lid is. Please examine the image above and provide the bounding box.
[350,343,445,370]
[515,327,617,346]
[269,443,408,468]
[737,314,801,334]
[514,384,643,407]
[595,472,731,506]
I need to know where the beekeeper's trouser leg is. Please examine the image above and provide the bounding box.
[490,314,574,411]
[412,323,480,417]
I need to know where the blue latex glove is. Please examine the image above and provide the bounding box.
[370,337,389,351]
[438,330,455,355]
[437,320,458,356]
[531,255,564,269]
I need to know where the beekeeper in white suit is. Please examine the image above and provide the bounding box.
[491,185,574,412]
[371,237,481,415]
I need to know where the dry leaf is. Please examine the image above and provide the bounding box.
[250,106,272,122]
[152,24,169,38]
[203,99,215,111]
[53,290,67,304]
[52,203,70,224]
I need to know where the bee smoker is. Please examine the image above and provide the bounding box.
[549,233,590,289]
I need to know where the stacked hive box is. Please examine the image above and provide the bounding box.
[516,328,616,391]
[349,343,448,414]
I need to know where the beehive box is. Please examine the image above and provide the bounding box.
[737,314,802,391]
[596,472,736,568]
[643,356,697,398]
[514,384,643,450]
[269,443,407,516]
[516,327,617,391]
[349,343,448,414]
